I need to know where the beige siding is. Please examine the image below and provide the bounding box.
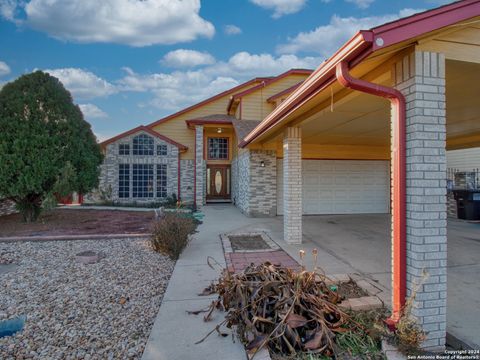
[241,75,309,120]
[152,100,229,160]
[151,82,261,160]
[148,74,311,159]
[447,147,480,170]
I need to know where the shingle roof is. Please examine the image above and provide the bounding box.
[231,118,261,145]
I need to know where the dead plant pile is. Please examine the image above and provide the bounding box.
[195,261,375,358]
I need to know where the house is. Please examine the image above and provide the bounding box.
[98,69,312,208]
[98,0,480,350]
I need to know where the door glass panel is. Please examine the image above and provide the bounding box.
[226,168,230,195]
[207,168,211,195]
[215,170,222,194]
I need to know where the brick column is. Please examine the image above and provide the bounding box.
[394,51,447,350]
[195,125,205,207]
[283,127,302,244]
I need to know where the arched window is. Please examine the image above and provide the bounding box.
[133,134,154,155]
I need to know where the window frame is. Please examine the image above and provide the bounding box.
[207,137,229,160]
[157,144,168,156]
[156,164,168,198]
[133,134,154,156]
[118,164,130,198]
[119,143,130,156]
[132,164,154,198]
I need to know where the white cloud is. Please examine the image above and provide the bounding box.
[0,61,11,77]
[118,68,239,111]
[249,0,307,18]
[79,104,108,119]
[3,0,214,46]
[44,68,117,100]
[0,0,17,21]
[118,51,320,111]
[217,52,319,77]
[224,25,242,35]
[161,49,216,68]
[277,8,424,56]
[345,0,374,9]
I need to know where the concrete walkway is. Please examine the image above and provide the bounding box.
[142,205,479,357]
[142,204,274,360]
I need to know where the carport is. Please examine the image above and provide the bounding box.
[241,1,480,350]
[300,215,480,348]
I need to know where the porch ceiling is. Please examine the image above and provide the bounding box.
[445,60,480,142]
[269,59,480,150]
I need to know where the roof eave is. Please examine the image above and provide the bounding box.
[240,30,374,147]
[241,0,480,148]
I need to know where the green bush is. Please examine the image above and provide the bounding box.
[151,212,198,260]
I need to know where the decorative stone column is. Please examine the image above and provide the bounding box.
[283,127,302,244]
[195,125,205,207]
[393,51,447,350]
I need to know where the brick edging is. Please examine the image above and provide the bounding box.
[0,233,151,243]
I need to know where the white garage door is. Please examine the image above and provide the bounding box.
[277,160,390,215]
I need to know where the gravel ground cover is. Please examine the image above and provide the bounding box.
[0,238,174,359]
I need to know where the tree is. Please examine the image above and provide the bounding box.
[0,71,103,222]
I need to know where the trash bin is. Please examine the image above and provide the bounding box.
[453,190,480,220]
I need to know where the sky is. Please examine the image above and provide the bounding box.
[0,0,453,142]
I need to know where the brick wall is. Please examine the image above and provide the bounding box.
[249,150,277,216]
[394,51,447,350]
[0,198,17,217]
[283,127,302,244]
[447,192,457,218]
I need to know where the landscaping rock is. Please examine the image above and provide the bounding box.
[75,250,103,264]
[338,296,384,311]
[0,238,174,359]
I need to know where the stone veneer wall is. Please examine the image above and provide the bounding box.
[98,130,179,203]
[0,198,17,217]
[231,148,276,217]
[180,159,194,204]
[232,148,250,214]
[195,126,205,206]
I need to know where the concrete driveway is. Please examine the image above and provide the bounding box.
[295,214,480,348]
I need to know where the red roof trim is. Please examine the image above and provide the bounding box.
[100,125,188,150]
[371,0,480,51]
[241,0,480,147]
[266,81,304,103]
[240,31,372,147]
[146,77,270,129]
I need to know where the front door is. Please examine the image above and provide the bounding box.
[207,165,230,200]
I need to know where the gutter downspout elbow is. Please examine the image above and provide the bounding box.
[336,61,406,324]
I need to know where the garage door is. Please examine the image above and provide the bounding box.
[277,160,390,215]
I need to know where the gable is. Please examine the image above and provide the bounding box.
[240,73,311,120]
[149,80,263,160]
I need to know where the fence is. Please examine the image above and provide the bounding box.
[447,168,480,190]
[447,168,480,218]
